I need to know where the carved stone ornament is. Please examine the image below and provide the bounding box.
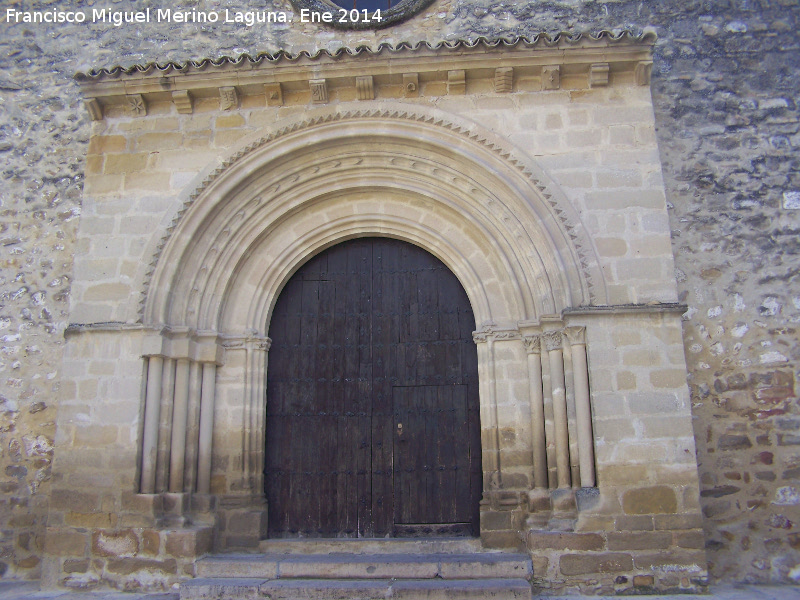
[402,73,419,98]
[495,67,513,94]
[287,0,436,30]
[543,330,563,352]
[127,94,146,116]
[542,65,561,90]
[220,86,238,111]
[564,326,587,346]
[472,330,489,344]
[356,75,374,100]
[309,79,328,104]
[265,83,283,106]
[522,335,542,354]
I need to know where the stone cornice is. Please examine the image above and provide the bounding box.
[74,33,655,120]
[562,303,689,316]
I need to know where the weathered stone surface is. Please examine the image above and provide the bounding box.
[607,532,672,551]
[91,530,138,558]
[560,553,634,575]
[528,532,604,551]
[622,486,679,515]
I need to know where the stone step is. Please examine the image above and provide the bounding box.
[196,552,533,580]
[258,537,483,555]
[181,577,532,600]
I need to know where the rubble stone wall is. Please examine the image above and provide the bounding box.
[0,0,798,586]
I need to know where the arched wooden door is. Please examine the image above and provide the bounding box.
[265,237,482,538]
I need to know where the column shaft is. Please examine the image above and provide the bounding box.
[169,358,191,493]
[197,363,217,494]
[140,356,163,494]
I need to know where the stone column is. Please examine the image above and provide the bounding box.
[545,330,571,489]
[249,337,271,494]
[141,355,163,494]
[565,326,595,488]
[523,334,547,489]
[197,362,217,494]
[184,361,202,493]
[156,358,176,493]
[473,329,500,492]
[169,358,191,493]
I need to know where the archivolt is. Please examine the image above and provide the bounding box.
[142,103,606,334]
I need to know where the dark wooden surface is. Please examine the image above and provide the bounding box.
[265,238,481,538]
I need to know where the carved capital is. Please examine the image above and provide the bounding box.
[522,334,541,354]
[472,330,489,344]
[472,325,519,343]
[543,330,563,352]
[564,326,586,346]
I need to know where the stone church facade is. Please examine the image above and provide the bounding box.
[0,0,798,595]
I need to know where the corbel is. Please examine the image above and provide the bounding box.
[447,70,466,95]
[309,79,328,104]
[265,83,283,106]
[127,94,147,116]
[402,73,419,98]
[542,65,560,90]
[172,90,193,114]
[356,75,374,100]
[589,63,610,87]
[494,67,513,93]
[635,61,653,86]
[84,98,103,121]
[219,86,238,111]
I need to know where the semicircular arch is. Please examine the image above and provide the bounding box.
[142,103,606,335]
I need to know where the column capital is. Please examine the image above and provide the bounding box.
[543,330,563,352]
[564,326,587,345]
[522,334,542,354]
